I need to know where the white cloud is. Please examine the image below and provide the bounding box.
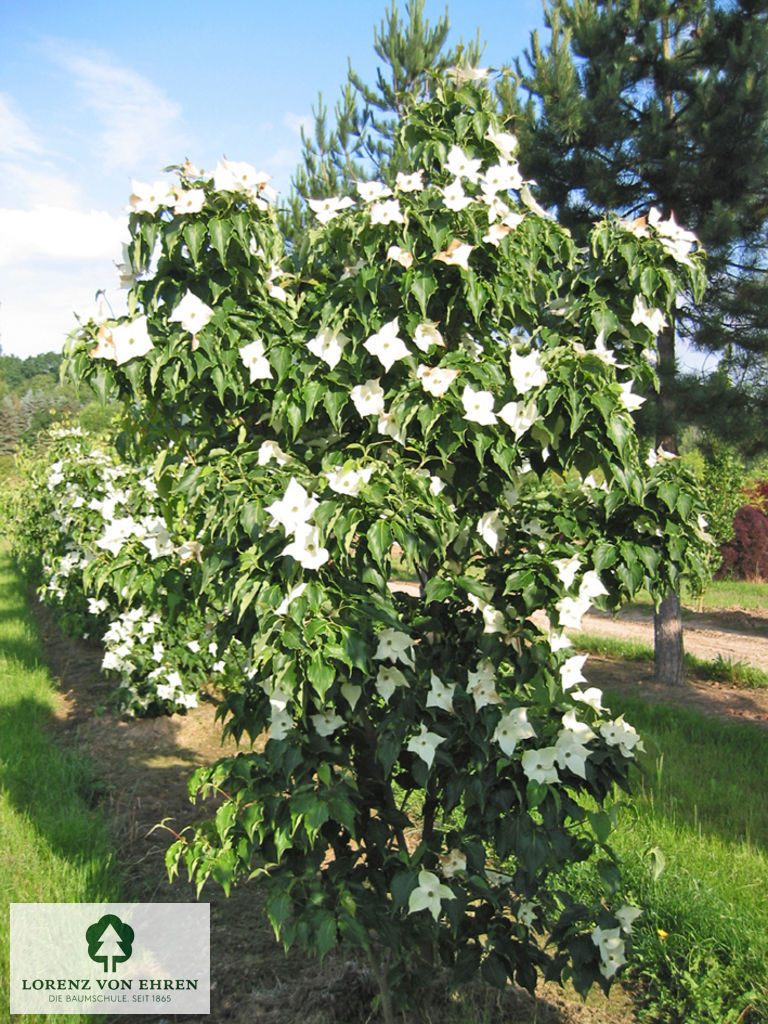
[48,43,186,171]
[0,206,127,267]
[283,112,312,136]
[0,262,128,358]
[0,93,44,157]
[0,161,82,209]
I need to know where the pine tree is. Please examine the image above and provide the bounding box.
[509,0,768,684]
[282,0,483,234]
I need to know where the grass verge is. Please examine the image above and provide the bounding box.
[570,631,768,689]
[625,580,768,613]
[0,544,120,1024]
[564,691,768,1023]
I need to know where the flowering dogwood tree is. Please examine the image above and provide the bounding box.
[65,78,710,1016]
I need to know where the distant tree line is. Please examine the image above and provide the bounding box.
[0,349,112,454]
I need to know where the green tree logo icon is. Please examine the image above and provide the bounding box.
[85,914,135,972]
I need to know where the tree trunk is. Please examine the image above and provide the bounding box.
[653,319,685,685]
[653,589,685,685]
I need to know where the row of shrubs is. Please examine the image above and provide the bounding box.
[5,426,242,715]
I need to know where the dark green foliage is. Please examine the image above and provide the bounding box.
[511,0,768,449]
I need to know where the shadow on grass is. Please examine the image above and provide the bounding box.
[0,693,119,903]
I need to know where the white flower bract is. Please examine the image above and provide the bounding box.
[417,363,459,397]
[307,326,349,369]
[108,318,154,365]
[266,478,319,534]
[493,707,536,756]
[370,199,404,225]
[521,746,559,785]
[350,379,386,417]
[308,195,355,224]
[406,724,445,768]
[509,350,547,393]
[413,322,444,352]
[282,523,329,570]
[445,144,481,183]
[364,319,410,371]
[239,338,272,381]
[462,385,497,425]
[407,870,455,919]
[169,291,214,335]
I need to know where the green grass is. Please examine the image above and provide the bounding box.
[696,579,768,611]
[626,579,768,613]
[570,631,768,689]
[564,692,768,1023]
[0,453,16,483]
[0,545,120,1024]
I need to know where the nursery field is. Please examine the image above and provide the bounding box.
[4,544,768,1024]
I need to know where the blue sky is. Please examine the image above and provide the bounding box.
[0,0,710,372]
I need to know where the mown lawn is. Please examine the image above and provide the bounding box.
[627,579,768,613]
[0,546,120,1024]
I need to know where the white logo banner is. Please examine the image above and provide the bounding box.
[10,903,209,1015]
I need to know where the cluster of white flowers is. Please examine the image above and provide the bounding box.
[129,160,276,217]
[308,131,529,240]
[591,903,642,979]
[267,476,329,571]
[462,347,548,437]
[93,161,283,369]
[554,561,609,631]
[25,435,224,714]
[622,207,698,267]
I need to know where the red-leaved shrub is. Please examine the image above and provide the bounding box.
[717,505,768,580]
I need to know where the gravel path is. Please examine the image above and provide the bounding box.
[569,608,768,672]
[389,581,768,672]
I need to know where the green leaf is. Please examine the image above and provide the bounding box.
[410,271,437,317]
[390,871,414,911]
[209,218,232,264]
[425,577,452,603]
[323,389,347,430]
[453,944,482,983]
[182,221,207,264]
[314,910,337,959]
[266,892,291,939]
[589,810,612,844]
[481,952,509,989]
[658,481,680,511]
[307,653,335,699]
[367,520,391,568]
[597,858,622,895]
[591,542,618,571]
[210,848,236,896]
